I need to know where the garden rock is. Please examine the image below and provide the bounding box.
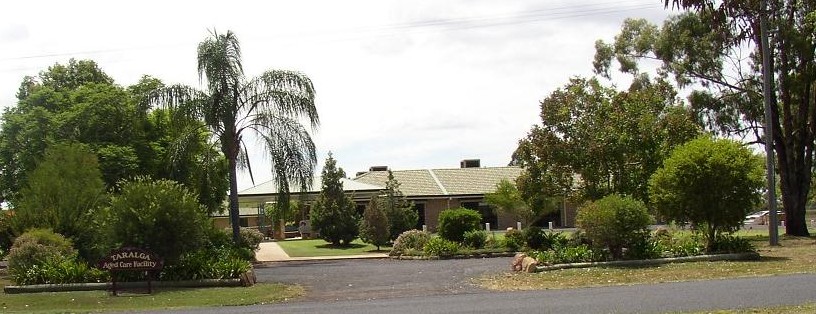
[521,256,538,273]
[511,253,527,271]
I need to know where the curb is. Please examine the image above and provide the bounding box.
[4,279,245,294]
[534,252,761,272]
[390,252,517,260]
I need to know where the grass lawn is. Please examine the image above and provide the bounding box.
[276,238,391,257]
[477,234,816,291]
[686,302,816,313]
[0,282,303,313]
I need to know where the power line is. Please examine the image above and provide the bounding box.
[0,0,663,65]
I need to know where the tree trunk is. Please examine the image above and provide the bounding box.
[228,156,241,244]
[776,131,812,237]
[780,173,810,236]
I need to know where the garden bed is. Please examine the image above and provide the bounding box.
[534,251,760,272]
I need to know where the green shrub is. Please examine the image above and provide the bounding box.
[237,228,264,251]
[390,229,431,256]
[160,247,252,281]
[437,207,482,242]
[359,195,391,250]
[7,229,77,283]
[649,136,764,251]
[532,244,600,264]
[625,234,662,260]
[310,154,359,246]
[503,229,524,251]
[576,195,653,259]
[13,258,109,285]
[107,178,209,264]
[423,237,460,257]
[462,230,488,249]
[523,227,566,250]
[710,234,755,254]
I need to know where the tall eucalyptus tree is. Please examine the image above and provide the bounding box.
[150,30,319,242]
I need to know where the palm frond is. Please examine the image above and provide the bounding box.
[240,70,319,129]
[247,113,317,194]
[146,84,210,122]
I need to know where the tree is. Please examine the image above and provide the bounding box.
[10,143,108,261]
[649,136,764,250]
[484,179,535,226]
[359,195,390,250]
[148,30,319,243]
[310,154,358,246]
[576,194,653,259]
[0,61,227,213]
[513,76,701,206]
[595,0,816,235]
[380,170,418,240]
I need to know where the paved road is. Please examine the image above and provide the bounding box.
[149,258,816,313]
[159,270,816,314]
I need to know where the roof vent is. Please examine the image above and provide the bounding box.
[355,171,367,178]
[369,166,389,172]
[460,159,480,168]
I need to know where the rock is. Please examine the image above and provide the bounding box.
[240,269,257,287]
[521,256,539,273]
[511,253,527,271]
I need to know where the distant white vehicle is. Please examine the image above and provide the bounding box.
[744,210,785,225]
[744,211,768,225]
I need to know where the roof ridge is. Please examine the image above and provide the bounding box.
[427,169,449,195]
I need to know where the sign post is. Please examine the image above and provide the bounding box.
[98,247,164,295]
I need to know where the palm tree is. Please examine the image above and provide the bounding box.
[149,30,319,243]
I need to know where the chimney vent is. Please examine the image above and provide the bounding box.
[369,166,389,172]
[460,159,480,168]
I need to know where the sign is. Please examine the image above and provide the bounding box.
[98,247,163,271]
[98,247,163,296]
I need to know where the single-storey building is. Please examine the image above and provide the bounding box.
[221,159,577,232]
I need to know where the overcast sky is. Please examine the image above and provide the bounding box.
[0,0,678,190]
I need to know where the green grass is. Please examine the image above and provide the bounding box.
[478,234,816,291]
[0,283,303,313]
[276,238,391,257]
[686,302,816,313]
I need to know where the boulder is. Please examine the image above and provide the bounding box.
[511,253,527,271]
[521,256,539,273]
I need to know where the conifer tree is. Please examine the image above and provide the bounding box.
[310,153,358,246]
[359,195,390,250]
[381,170,418,240]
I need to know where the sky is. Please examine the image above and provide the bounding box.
[0,0,678,191]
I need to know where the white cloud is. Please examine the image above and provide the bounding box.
[0,0,675,191]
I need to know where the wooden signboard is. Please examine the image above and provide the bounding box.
[98,247,163,295]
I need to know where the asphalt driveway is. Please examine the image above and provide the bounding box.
[254,257,509,301]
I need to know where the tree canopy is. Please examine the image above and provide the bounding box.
[595,0,816,235]
[513,75,700,207]
[310,154,359,246]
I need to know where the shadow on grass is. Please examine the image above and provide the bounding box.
[314,243,368,250]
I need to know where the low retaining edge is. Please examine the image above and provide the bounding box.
[534,252,761,272]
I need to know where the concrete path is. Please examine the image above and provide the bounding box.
[254,241,388,262]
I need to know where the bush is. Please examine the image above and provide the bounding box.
[107,178,209,264]
[531,244,600,265]
[236,228,264,251]
[462,230,488,249]
[522,226,552,250]
[7,229,77,282]
[710,234,755,254]
[649,136,764,251]
[437,207,482,242]
[5,229,108,285]
[576,194,653,259]
[160,247,252,281]
[13,258,108,285]
[503,229,524,251]
[423,237,460,257]
[390,229,431,256]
